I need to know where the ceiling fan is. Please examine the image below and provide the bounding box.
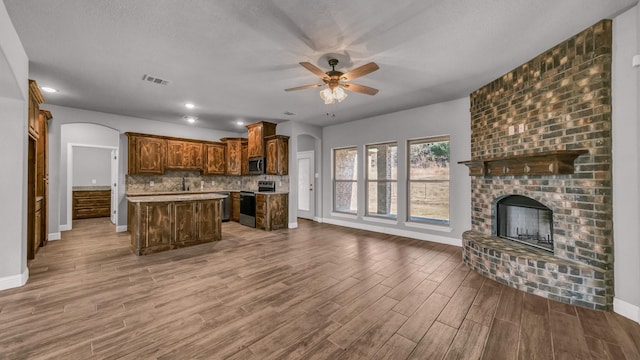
[285,59,379,104]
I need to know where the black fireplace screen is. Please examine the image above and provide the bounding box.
[496,195,553,252]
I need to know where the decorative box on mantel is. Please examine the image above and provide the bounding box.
[458,150,588,177]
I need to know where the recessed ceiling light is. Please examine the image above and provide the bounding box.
[41,87,57,93]
[185,103,195,109]
[182,115,197,123]
[236,120,244,126]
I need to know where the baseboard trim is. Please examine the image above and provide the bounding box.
[0,267,29,291]
[48,232,61,241]
[314,217,323,223]
[59,224,71,231]
[614,297,640,324]
[321,217,462,247]
[288,222,298,229]
[116,225,127,233]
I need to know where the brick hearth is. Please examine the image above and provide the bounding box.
[462,20,613,310]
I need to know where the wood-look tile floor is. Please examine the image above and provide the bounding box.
[1,218,639,360]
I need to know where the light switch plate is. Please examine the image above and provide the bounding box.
[508,125,515,136]
[150,181,154,187]
[518,124,525,133]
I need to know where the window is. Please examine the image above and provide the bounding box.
[333,147,358,214]
[408,136,450,224]
[366,142,397,218]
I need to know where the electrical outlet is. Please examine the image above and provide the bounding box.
[518,124,525,133]
[150,181,154,187]
[211,180,215,185]
[508,125,515,136]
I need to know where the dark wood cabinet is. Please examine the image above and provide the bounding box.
[127,134,166,175]
[167,140,203,170]
[129,198,222,255]
[241,140,248,176]
[265,135,289,175]
[173,201,197,244]
[256,193,288,231]
[28,80,44,140]
[203,142,226,175]
[221,138,244,176]
[246,121,276,159]
[197,200,222,241]
[230,192,240,222]
[34,198,42,257]
[73,190,111,219]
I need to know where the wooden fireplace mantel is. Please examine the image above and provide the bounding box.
[458,150,588,176]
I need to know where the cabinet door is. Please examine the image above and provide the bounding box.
[231,192,240,222]
[198,200,221,242]
[34,200,42,255]
[173,201,197,244]
[226,140,242,175]
[247,125,263,158]
[269,194,288,230]
[184,142,203,169]
[241,141,248,175]
[142,202,172,253]
[278,138,288,175]
[266,139,277,175]
[256,194,267,230]
[136,137,166,174]
[204,143,226,175]
[166,140,185,169]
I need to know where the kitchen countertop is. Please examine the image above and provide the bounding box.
[127,193,227,203]
[74,186,111,191]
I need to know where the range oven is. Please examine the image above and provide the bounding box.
[239,191,256,227]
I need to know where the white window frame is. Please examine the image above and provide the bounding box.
[365,142,398,219]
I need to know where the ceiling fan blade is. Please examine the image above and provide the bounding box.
[299,62,329,80]
[284,84,324,92]
[342,83,379,95]
[341,62,379,81]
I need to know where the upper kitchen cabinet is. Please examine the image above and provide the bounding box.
[203,142,226,175]
[28,80,45,140]
[241,139,248,176]
[221,138,244,176]
[265,135,289,175]
[246,121,276,159]
[167,140,203,170]
[126,133,166,175]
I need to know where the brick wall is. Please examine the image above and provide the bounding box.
[469,20,612,269]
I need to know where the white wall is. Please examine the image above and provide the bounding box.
[72,147,112,186]
[0,2,29,289]
[45,104,243,235]
[612,4,640,322]
[321,97,471,246]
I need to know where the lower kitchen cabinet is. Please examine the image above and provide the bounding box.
[73,189,111,219]
[129,197,222,255]
[256,193,288,231]
[230,191,240,222]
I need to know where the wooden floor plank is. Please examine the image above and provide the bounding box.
[0,218,637,360]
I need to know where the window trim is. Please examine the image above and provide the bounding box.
[365,141,398,219]
[406,136,451,225]
[332,146,359,215]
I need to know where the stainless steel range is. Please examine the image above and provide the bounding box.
[239,181,276,228]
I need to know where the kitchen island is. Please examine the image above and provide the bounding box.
[127,193,226,255]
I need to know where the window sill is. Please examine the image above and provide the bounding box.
[404,221,453,233]
[363,216,398,225]
[331,212,358,219]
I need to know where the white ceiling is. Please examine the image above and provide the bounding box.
[4,0,637,132]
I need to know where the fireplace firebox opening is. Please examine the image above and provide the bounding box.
[496,195,553,252]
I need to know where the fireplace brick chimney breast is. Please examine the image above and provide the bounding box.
[462,20,613,310]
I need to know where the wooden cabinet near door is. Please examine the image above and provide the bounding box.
[265,135,289,175]
[203,142,226,175]
[34,198,42,257]
[126,133,166,175]
[73,190,111,219]
[167,140,203,170]
[28,80,44,140]
[246,121,276,159]
[256,193,288,231]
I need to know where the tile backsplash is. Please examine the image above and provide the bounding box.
[126,170,289,193]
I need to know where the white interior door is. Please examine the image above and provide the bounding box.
[110,149,118,224]
[297,151,314,220]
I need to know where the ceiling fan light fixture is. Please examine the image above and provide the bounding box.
[319,87,347,104]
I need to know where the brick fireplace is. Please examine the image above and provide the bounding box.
[461,20,613,310]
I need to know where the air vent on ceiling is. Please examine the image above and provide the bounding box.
[142,74,170,86]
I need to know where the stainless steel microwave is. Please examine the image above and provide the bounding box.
[248,157,264,174]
